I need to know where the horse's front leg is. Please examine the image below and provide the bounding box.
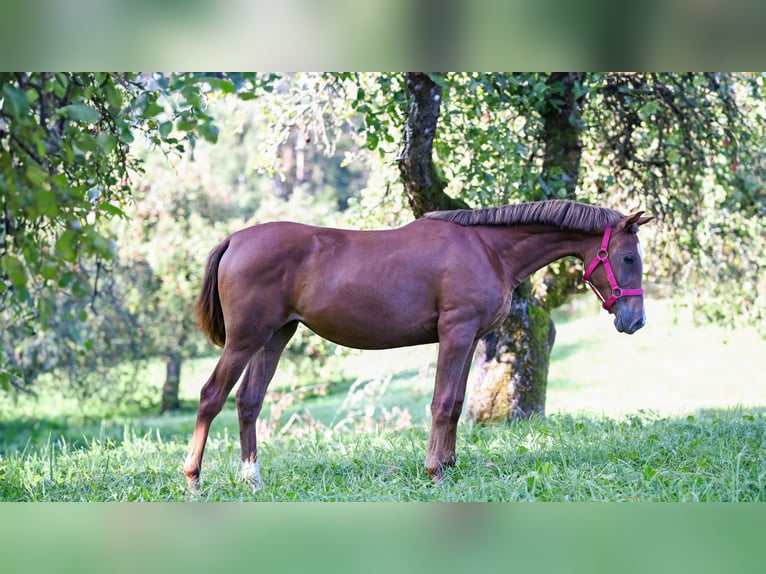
[426,323,478,481]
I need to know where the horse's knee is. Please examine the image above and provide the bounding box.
[431,400,448,421]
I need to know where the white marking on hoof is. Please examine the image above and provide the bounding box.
[241,459,263,490]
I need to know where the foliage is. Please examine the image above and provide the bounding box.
[579,73,766,333]
[118,100,255,369]
[5,260,153,404]
[0,72,227,391]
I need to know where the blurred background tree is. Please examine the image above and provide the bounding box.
[0,72,224,393]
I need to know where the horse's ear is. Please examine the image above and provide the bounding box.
[620,211,654,231]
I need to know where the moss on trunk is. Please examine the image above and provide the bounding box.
[467,280,555,422]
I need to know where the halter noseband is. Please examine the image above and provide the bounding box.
[582,225,643,313]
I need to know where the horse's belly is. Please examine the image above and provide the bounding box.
[306,322,438,350]
[297,297,439,350]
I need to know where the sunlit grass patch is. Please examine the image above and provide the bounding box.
[1,407,763,502]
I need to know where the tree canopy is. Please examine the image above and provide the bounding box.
[0,73,268,392]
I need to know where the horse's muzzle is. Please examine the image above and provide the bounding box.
[614,311,646,335]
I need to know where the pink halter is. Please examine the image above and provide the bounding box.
[583,225,643,313]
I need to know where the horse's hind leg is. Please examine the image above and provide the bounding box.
[183,345,253,491]
[236,322,298,490]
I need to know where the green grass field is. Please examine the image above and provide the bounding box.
[1,296,764,501]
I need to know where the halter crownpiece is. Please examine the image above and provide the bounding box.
[582,225,643,313]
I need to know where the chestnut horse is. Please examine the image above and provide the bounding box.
[183,200,653,489]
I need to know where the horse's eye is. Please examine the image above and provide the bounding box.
[623,254,635,265]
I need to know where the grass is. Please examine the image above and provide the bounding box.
[1,296,764,501]
[1,410,764,501]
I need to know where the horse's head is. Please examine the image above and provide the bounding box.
[583,211,654,335]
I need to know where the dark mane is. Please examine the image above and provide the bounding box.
[422,200,623,232]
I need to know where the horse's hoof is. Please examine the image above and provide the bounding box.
[241,459,264,491]
[186,476,201,492]
[425,464,444,482]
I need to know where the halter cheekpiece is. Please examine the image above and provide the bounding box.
[582,225,643,312]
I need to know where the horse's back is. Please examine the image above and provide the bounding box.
[224,218,455,273]
[217,219,474,349]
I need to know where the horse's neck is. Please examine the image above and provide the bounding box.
[480,225,596,288]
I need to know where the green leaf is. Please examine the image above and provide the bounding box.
[55,229,79,262]
[74,132,97,153]
[95,132,117,152]
[1,84,29,117]
[176,118,197,132]
[427,73,449,90]
[1,254,27,287]
[37,298,53,322]
[206,78,235,94]
[104,78,123,109]
[40,264,58,281]
[51,173,68,188]
[101,203,128,218]
[63,103,101,123]
[34,189,60,217]
[24,163,49,186]
[121,127,135,144]
[58,271,74,288]
[638,101,659,122]
[366,132,379,150]
[158,121,173,138]
[144,101,163,117]
[197,122,219,143]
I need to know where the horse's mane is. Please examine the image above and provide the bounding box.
[422,200,623,232]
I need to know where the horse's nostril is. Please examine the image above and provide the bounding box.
[617,314,645,334]
[629,317,645,333]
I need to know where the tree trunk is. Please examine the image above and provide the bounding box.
[467,281,555,421]
[398,73,468,217]
[467,72,585,421]
[161,353,182,413]
[540,72,585,197]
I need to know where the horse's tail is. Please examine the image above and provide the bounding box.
[195,238,230,347]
